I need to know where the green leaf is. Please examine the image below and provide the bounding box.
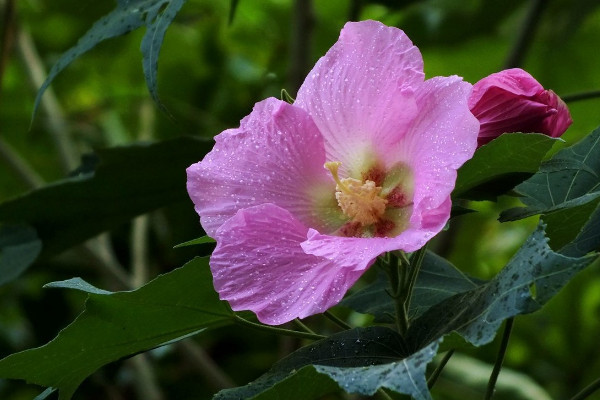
[44,277,112,295]
[0,136,211,282]
[454,133,557,200]
[215,326,439,400]
[0,224,42,286]
[340,251,479,323]
[500,126,600,221]
[407,224,596,349]
[173,235,215,248]
[553,200,600,257]
[0,257,232,400]
[33,0,186,117]
[543,198,600,254]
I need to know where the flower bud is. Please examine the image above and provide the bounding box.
[469,68,572,146]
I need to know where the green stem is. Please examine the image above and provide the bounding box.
[293,318,317,335]
[569,376,600,400]
[234,314,326,341]
[485,318,515,400]
[324,310,352,330]
[427,349,455,389]
[404,246,427,313]
[562,90,600,103]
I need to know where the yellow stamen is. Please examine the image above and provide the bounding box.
[324,161,351,194]
[324,161,387,226]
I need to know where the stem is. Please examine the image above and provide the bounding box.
[324,310,352,330]
[0,137,45,189]
[176,340,235,389]
[570,376,600,400]
[348,0,362,21]
[427,349,455,389]
[17,28,79,172]
[0,0,16,106]
[127,354,164,400]
[485,318,515,400]
[503,0,547,69]
[233,314,326,341]
[403,246,427,314]
[289,0,314,93]
[294,318,318,335]
[377,388,395,400]
[562,90,600,103]
[131,215,150,288]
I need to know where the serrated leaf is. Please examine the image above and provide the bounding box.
[33,0,187,117]
[0,136,211,283]
[406,224,596,349]
[340,251,479,323]
[215,326,438,400]
[173,235,215,248]
[0,224,42,286]
[500,126,600,221]
[454,133,557,200]
[0,257,232,400]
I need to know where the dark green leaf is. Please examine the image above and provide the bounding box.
[140,0,186,113]
[554,201,600,257]
[543,198,600,254]
[340,251,479,323]
[173,235,215,248]
[0,257,232,400]
[215,326,438,400]
[500,126,600,221]
[454,133,557,200]
[0,224,42,286]
[33,0,187,117]
[407,224,596,349]
[0,136,211,261]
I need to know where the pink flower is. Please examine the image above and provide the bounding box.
[186,20,479,325]
[469,68,572,146]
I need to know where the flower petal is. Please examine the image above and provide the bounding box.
[396,76,479,236]
[295,20,424,176]
[187,98,335,237]
[302,229,407,271]
[211,204,364,325]
[469,68,572,145]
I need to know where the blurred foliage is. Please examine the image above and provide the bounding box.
[1,0,600,399]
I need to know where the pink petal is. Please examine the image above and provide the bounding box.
[468,68,543,108]
[295,20,424,174]
[302,228,416,270]
[469,68,572,145]
[186,98,334,237]
[211,204,364,325]
[399,76,479,234]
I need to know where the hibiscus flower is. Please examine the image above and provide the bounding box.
[187,20,479,325]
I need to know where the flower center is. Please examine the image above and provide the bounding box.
[324,161,388,226]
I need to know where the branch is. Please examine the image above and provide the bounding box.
[503,0,548,69]
[288,0,315,93]
[16,28,79,172]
